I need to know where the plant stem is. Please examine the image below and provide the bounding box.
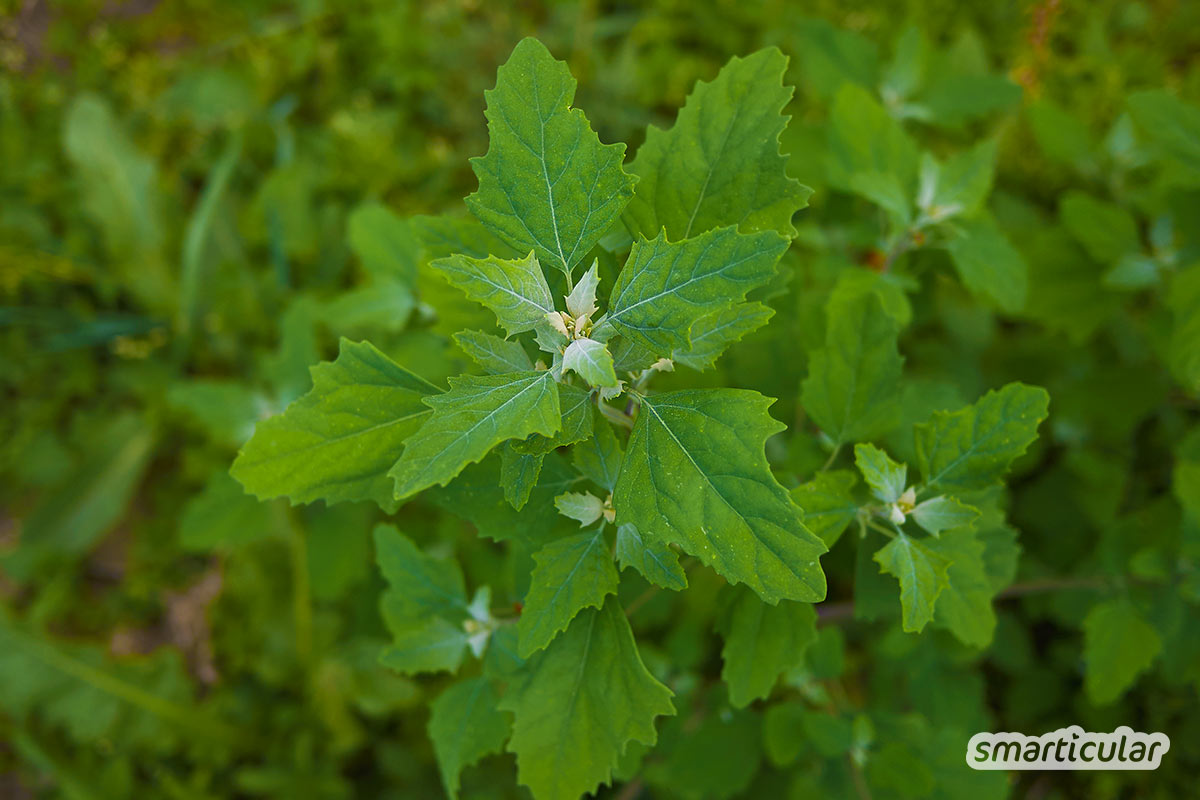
[279,504,313,666]
[820,443,843,472]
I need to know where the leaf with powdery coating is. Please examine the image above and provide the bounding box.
[562,338,619,388]
[466,38,635,278]
[614,389,827,603]
[500,600,674,800]
[625,47,810,239]
[390,371,561,499]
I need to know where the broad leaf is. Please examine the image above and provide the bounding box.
[826,83,919,196]
[429,677,511,800]
[562,338,618,388]
[873,533,951,633]
[232,339,438,511]
[614,389,827,603]
[466,38,635,277]
[854,443,907,503]
[517,528,619,657]
[1126,90,1200,175]
[791,470,860,547]
[802,291,903,444]
[625,47,810,239]
[672,302,774,372]
[717,585,817,708]
[911,496,979,536]
[1083,599,1162,704]
[917,139,996,219]
[514,382,596,456]
[926,530,995,647]
[915,382,1049,493]
[598,226,788,355]
[500,599,675,800]
[379,618,470,676]
[553,493,605,527]
[572,417,624,492]
[374,524,468,619]
[454,330,534,374]
[944,219,1029,313]
[390,371,561,499]
[432,252,555,336]
[615,524,687,590]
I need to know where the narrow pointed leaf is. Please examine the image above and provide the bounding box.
[390,371,561,499]
[500,444,544,510]
[573,417,624,491]
[613,389,827,603]
[466,38,635,276]
[854,443,907,503]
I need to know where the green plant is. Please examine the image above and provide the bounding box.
[231,38,1056,800]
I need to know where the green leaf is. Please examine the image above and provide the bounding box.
[614,389,827,603]
[379,618,470,676]
[374,524,468,619]
[500,444,544,511]
[873,533,952,633]
[178,470,273,552]
[717,585,818,708]
[1168,264,1200,392]
[1126,90,1200,175]
[854,443,907,503]
[573,417,624,492]
[598,226,788,355]
[911,496,979,537]
[232,339,437,512]
[944,219,1029,313]
[672,302,774,372]
[791,470,860,548]
[428,677,511,800]
[347,203,420,284]
[431,251,556,336]
[428,455,575,549]
[552,492,605,527]
[390,371,561,499]
[1083,599,1162,704]
[562,338,618,388]
[915,382,1049,493]
[826,83,919,196]
[801,291,904,444]
[466,38,635,277]
[1059,191,1140,264]
[1027,99,1096,171]
[917,139,997,220]
[794,19,879,99]
[624,48,810,239]
[615,524,687,590]
[926,530,995,647]
[500,599,674,800]
[514,381,596,456]
[565,261,601,318]
[518,528,618,657]
[454,330,534,374]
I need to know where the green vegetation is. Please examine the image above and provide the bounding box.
[3,2,1199,798]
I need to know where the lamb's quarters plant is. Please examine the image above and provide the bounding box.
[231,37,1056,800]
[6,5,1200,799]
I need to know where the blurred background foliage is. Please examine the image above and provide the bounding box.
[1,0,1198,798]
